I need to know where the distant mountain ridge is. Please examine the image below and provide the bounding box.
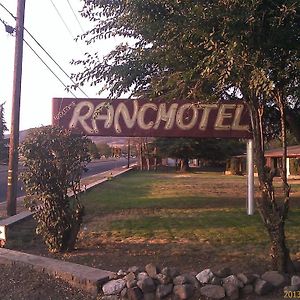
[5,129,28,143]
[5,128,129,146]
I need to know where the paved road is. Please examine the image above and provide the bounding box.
[0,158,131,203]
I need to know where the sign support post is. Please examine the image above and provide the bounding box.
[247,139,254,215]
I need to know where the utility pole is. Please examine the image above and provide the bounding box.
[6,0,26,216]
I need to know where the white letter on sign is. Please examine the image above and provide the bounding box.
[137,103,157,130]
[92,103,114,133]
[154,103,178,130]
[114,100,138,133]
[231,104,249,131]
[176,103,198,130]
[214,104,235,130]
[69,101,94,133]
[198,104,218,130]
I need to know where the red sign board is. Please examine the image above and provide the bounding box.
[52,98,252,138]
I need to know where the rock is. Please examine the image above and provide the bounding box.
[121,288,128,299]
[128,266,141,274]
[196,269,214,284]
[211,276,222,286]
[145,263,159,278]
[200,285,226,300]
[117,269,127,276]
[284,285,300,292]
[294,261,300,272]
[223,275,243,288]
[183,273,200,289]
[241,284,254,295]
[125,273,137,288]
[127,280,137,289]
[144,293,156,300]
[102,296,119,300]
[213,267,232,278]
[137,277,156,293]
[291,275,300,287]
[125,272,136,282]
[156,284,173,299]
[254,279,273,295]
[127,287,143,300]
[137,272,149,281]
[173,284,194,300]
[223,283,239,300]
[161,267,180,279]
[156,273,171,285]
[103,279,126,295]
[173,275,190,285]
[237,273,256,285]
[261,271,286,288]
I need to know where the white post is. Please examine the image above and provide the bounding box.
[286,158,290,177]
[247,139,254,215]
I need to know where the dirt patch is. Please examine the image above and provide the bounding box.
[6,217,274,274]
[0,263,96,300]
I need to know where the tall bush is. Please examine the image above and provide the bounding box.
[20,126,91,252]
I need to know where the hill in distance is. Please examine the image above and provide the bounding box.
[5,128,129,146]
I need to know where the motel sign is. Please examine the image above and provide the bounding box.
[52,98,251,139]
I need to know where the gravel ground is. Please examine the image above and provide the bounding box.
[0,264,98,300]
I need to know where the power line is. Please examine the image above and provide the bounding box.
[0,17,79,99]
[23,39,78,98]
[24,29,89,97]
[0,3,15,19]
[66,0,85,34]
[49,0,75,40]
[0,2,89,98]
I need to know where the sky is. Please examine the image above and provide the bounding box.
[0,0,119,131]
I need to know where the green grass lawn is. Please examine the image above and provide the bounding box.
[76,170,300,271]
[8,169,300,274]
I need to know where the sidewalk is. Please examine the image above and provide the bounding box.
[0,165,134,219]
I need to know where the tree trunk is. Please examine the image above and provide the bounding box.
[138,140,143,170]
[62,203,84,252]
[248,96,294,273]
[154,147,158,171]
[267,221,294,273]
[146,158,150,171]
[180,158,190,172]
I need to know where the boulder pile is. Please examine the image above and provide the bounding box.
[101,263,300,300]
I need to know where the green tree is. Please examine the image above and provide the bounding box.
[155,138,245,171]
[286,106,300,143]
[74,0,300,272]
[20,126,91,253]
[87,140,100,159]
[0,102,8,162]
[96,142,111,158]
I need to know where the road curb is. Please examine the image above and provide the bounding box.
[83,166,134,191]
[0,248,115,295]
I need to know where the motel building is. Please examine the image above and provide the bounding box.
[226,145,300,178]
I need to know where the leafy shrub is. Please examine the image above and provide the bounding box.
[20,126,91,252]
